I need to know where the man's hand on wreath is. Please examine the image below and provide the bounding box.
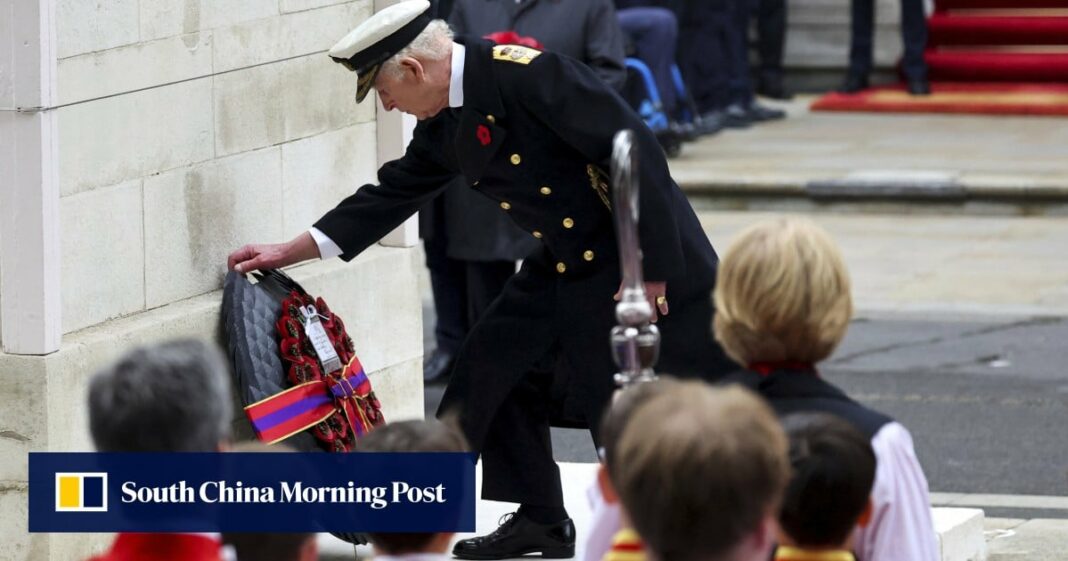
[613,281,669,323]
[228,231,321,274]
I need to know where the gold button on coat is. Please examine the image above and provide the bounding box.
[500,201,511,210]
[532,231,543,238]
[556,262,567,273]
[487,114,496,123]
[562,217,574,229]
[583,250,595,261]
[510,154,521,165]
[540,186,552,195]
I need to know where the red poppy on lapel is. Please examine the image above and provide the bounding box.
[477,125,492,146]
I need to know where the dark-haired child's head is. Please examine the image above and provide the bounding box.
[779,413,876,550]
[356,419,469,555]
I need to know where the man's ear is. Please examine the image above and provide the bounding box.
[399,57,425,82]
[597,464,619,504]
[856,497,874,528]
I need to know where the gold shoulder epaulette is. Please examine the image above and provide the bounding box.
[492,44,542,65]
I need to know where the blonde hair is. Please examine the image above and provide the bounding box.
[713,216,852,367]
[614,382,789,561]
[381,19,454,79]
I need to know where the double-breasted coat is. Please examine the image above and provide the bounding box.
[314,37,735,505]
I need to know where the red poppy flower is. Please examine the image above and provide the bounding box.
[477,124,492,146]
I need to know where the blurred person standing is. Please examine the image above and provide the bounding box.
[421,0,628,384]
[840,0,930,95]
[86,339,235,561]
[714,217,939,561]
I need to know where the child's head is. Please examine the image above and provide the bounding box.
[779,413,876,550]
[355,419,469,555]
[713,216,852,367]
[614,382,790,561]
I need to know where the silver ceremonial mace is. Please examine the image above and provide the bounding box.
[610,130,660,387]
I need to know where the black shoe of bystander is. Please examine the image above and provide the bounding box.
[423,349,454,384]
[723,103,753,128]
[747,102,786,122]
[838,73,869,94]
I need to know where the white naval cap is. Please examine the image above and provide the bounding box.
[329,0,433,103]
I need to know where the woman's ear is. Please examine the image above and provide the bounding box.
[597,464,619,504]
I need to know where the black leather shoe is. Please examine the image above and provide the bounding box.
[695,111,725,136]
[453,512,576,560]
[423,349,454,384]
[747,102,786,122]
[723,103,752,128]
[757,73,793,101]
[907,78,931,96]
[838,73,869,94]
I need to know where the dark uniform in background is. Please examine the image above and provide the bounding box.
[844,0,929,93]
[314,37,736,553]
[421,0,627,383]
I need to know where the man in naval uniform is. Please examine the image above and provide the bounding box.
[227,1,735,557]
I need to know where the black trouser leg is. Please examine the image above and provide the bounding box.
[900,0,929,81]
[424,198,468,356]
[480,364,564,508]
[726,0,756,106]
[849,0,876,76]
[756,0,787,81]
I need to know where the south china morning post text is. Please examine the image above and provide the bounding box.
[29,452,477,533]
[120,479,447,509]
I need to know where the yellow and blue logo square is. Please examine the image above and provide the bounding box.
[55,472,108,512]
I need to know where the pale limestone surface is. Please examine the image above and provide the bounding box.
[143,147,285,308]
[211,2,370,73]
[57,32,214,105]
[671,97,1068,197]
[56,0,140,58]
[60,181,145,333]
[934,509,987,561]
[139,0,279,42]
[281,123,379,239]
[697,211,1068,316]
[58,78,215,197]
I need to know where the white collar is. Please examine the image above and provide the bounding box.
[449,42,465,108]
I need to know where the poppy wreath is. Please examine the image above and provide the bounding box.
[244,278,385,452]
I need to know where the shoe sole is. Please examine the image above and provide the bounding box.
[453,546,576,560]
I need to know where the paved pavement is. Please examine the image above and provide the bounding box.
[669,96,1068,200]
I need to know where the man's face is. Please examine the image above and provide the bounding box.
[374,58,447,120]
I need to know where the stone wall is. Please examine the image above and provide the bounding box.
[54,0,378,332]
[0,1,425,559]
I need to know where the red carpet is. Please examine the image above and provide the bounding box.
[812,0,1068,116]
[811,82,1068,117]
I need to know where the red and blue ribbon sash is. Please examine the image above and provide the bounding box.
[244,355,371,445]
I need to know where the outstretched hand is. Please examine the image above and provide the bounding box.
[613,281,669,323]
[227,232,320,274]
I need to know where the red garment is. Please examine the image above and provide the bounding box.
[88,533,223,561]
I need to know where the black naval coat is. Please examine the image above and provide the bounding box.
[314,38,735,494]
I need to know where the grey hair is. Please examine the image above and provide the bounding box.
[380,19,454,79]
[88,339,233,452]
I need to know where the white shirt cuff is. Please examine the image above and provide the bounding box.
[308,227,343,260]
